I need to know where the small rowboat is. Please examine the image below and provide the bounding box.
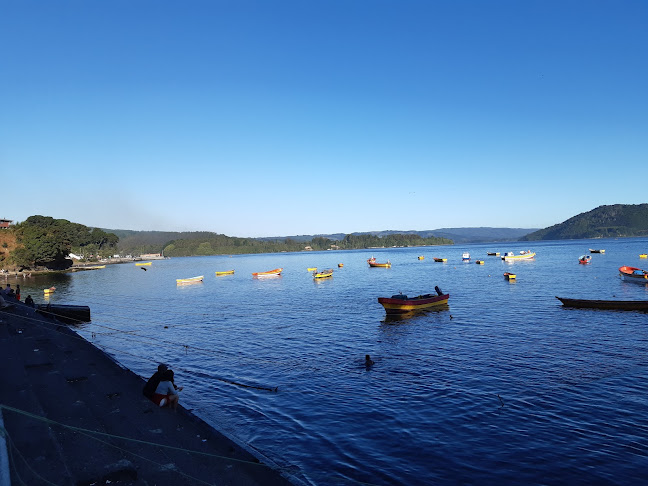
[504,272,516,280]
[579,255,592,264]
[176,276,203,285]
[43,286,56,294]
[338,263,344,268]
[475,260,484,265]
[136,262,152,266]
[378,288,449,315]
[418,256,424,260]
[556,296,648,311]
[640,254,647,259]
[589,249,605,254]
[433,258,447,262]
[619,266,648,284]
[369,261,391,268]
[252,268,283,278]
[502,251,535,261]
[313,269,334,279]
[307,267,317,272]
[215,270,235,276]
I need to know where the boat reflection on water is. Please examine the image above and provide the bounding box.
[382,303,450,323]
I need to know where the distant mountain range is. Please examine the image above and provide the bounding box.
[259,227,538,244]
[105,202,648,256]
[521,204,648,241]
[106,227,538,255]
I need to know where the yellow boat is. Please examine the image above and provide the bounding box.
[338,263,344,268]
[504,272,516,280]
[433,258,447,262]
[313,269,334,279]
[215,270,235,276]
[475,260,484,265]
[418,256,424,260]
[136,262,152,266]
[307,267,317,272]
[43,286,56,294]
[501,251,535,261]
[640,254,648,259]
[176,276,204,285]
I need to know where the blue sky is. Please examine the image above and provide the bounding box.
[1,1,646,237]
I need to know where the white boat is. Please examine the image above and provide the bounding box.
[462,252,470,261]
[502,250,536,261]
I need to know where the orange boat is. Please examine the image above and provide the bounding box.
[369,261,391,268]
[579,255,591,264]
[252,268,283,278]
[619,266,648,284]
[378,287,449,315]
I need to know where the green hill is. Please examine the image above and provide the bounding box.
[520,204,648,241]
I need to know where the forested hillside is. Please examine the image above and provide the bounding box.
[161,233,453,257]
[521,204,648,241]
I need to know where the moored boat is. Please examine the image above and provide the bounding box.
[215,270,235,276]
[313,269,334,279]
[307,267,317,272]
[475,260,484,265]
[176,276,204,285]
[433,258,447,262]
[618,266,648,284]
[136,262,152,266]
[640,254,647,259]
[504,272,516,280]
[487,252,500,256]
[502,250,535,261]
[462,252,470,261]
[378,287,449,315]
[418,256,424,260]
[589,249,605,253]
[338,263,344,268]
[556,296,648,311]
[252,268,283,278]
[579,255,592,264]
[369,260,391,268]
[43,286,56,294]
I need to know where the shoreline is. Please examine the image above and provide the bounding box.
[0,298,299,485]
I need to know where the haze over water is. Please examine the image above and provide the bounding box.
[17,237,648,485]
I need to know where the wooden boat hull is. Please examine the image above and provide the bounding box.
[313,270,333,279]
[136,262,152,266]
[369,262,391,268]
[176,276,204,285]
[556,296,648,311]
[618,266,648,284]
[37,304,91,323]
[215,270,235,276]
[378,293,449,315]
[252,268,283,278]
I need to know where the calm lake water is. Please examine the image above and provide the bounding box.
[12,238,648,485]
